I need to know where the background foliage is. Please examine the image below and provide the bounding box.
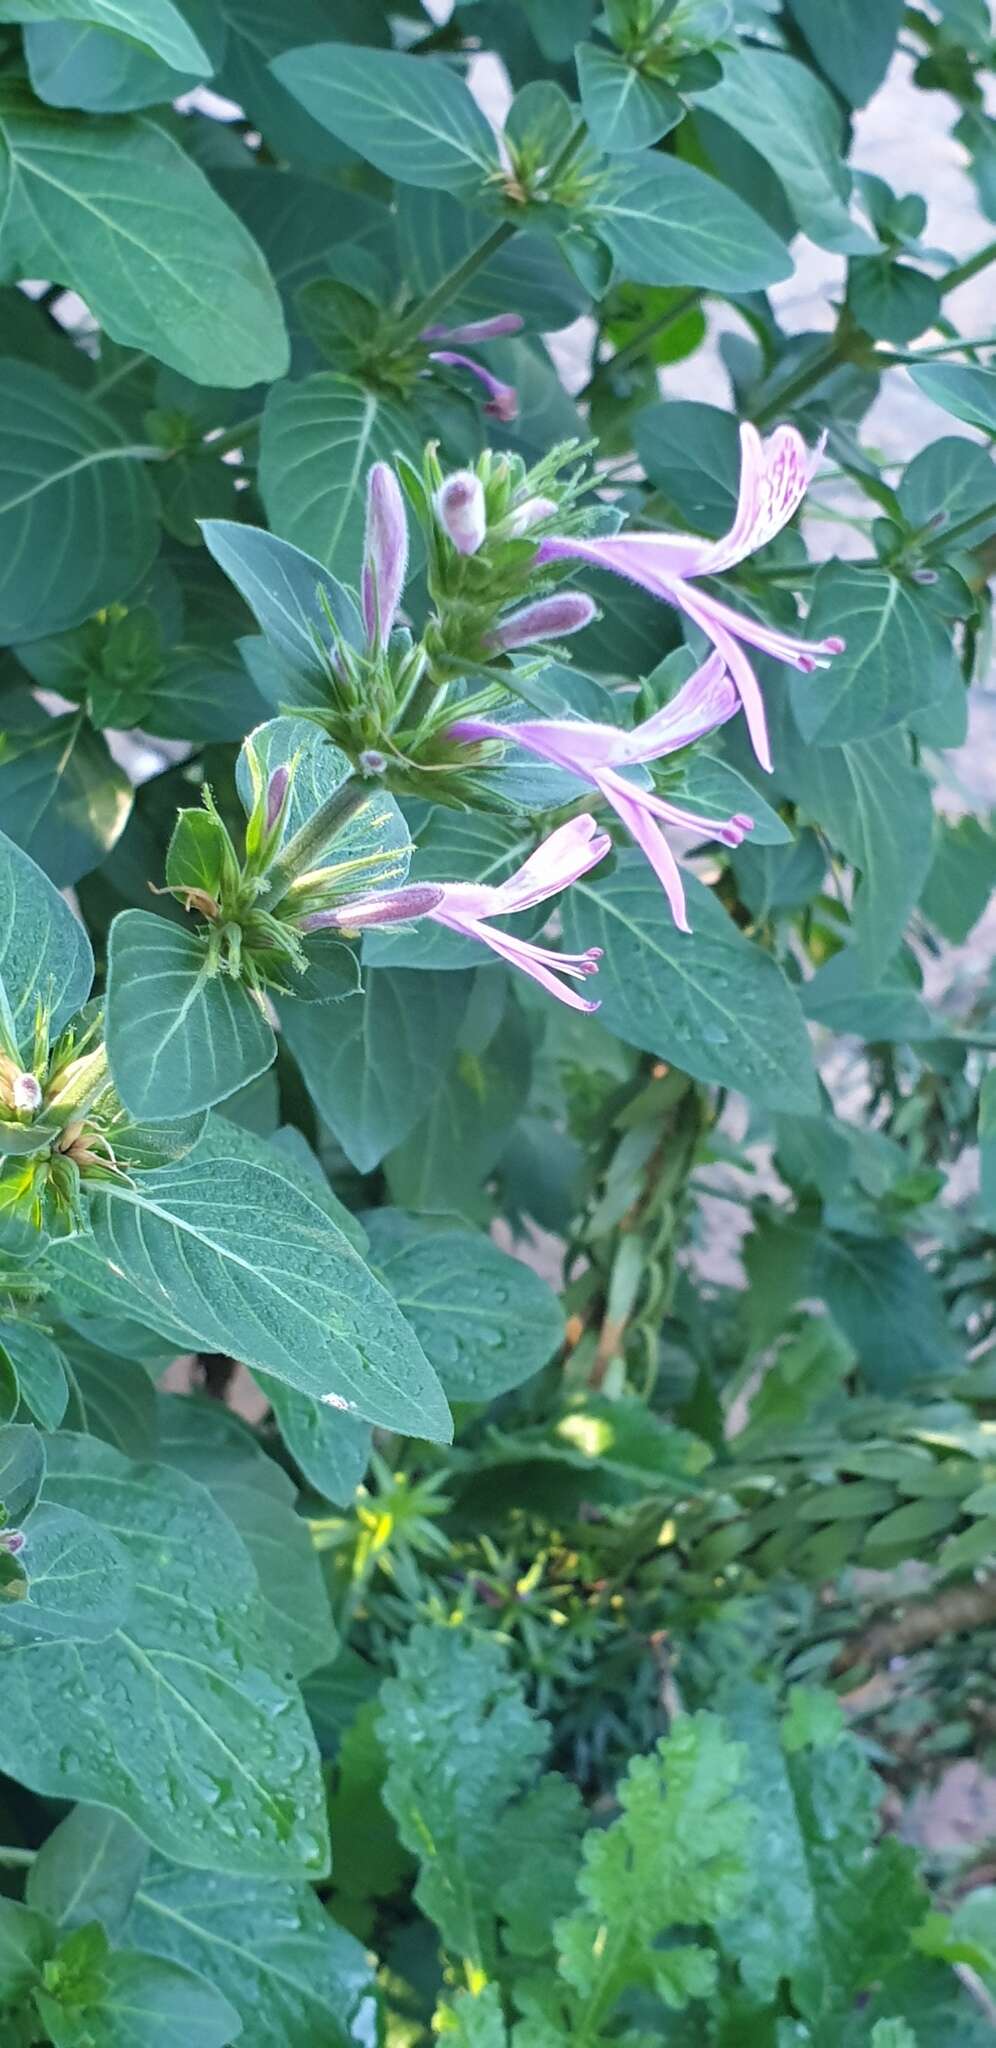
[0,0,995,2041]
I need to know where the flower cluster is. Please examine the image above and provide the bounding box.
[328,419,842,1006]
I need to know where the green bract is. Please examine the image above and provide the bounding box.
[0,1,993,2041]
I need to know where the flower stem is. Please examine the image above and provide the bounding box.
[0,1845,36,1866]
[580,291,701,402]
[264,779,370,909]
[391,223,517,349]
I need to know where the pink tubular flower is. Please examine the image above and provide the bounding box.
[362,462,408,653]
[421,314,524,344]
[535,424,844,773]
[428,351,519,422]
[330,815,611,1012]
[449,653,748,933]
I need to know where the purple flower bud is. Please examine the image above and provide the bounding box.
[435,471,487,556]
[911,567,939,585]
[358,749,388,776]
[486,593,597,652]
[0,1528,25,1555]
[12,1072,42,1112]
[265,765,290,833]
[362,462,409,654]
[300,885,446,933]
[504,495,558,537]
[421,314,524,344]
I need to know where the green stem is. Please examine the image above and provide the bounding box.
[751,337,845,428]
[391,223,517,349]
[0,1846,36,1866]
[207,414,262,458]
[264,779,370,909]
[940,237,996,297]
[579,291,701,402]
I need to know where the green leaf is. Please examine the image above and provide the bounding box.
[105,910,277,1122]
[0,1420,46,1522]
[199,521,362,702]
[776,719,935,966]
[6,0,210,72]
[557,1713,750,2017]
[0,1432,331,1877]
[718,1684,924,2019]
[0,360,159,642]
[801,947,934,1042]
[258,1380,372,1509]
[849,258,940,347]
[1,1316,69,1430]
[0,1499,132,1647]
[920,816,996,943]
[386,995,533,1214]
[154,1397,335,1680]
[0,827,94,1053]
[0,80,288,388]
[53,1118,452,1437]
[694,47,873,252]
[269,45,502,194]
[898,435,996,545]
[785,0,903,106]
[0,702,132,889]
[282,968,473,1173]
[813,1233,961,1393]
[23,17,210,117]
[37,1945,241,2048]
[127,1860,376,2048]
[790,565,957,746]
[364,1209,563,1402]
[379,1623,549,1965]
[58,1329,157,1459]
[562,855,819,1115]
[28,1806,149,1938]
[576,42,683,152]
[0,1897,54,2006]
[436,1984,508,2047]
[634,399,740,534]
[594,153,792,291]
[907,362,996,434]
[259,372,423,583]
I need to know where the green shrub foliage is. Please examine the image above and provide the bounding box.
[0,0,994,2038]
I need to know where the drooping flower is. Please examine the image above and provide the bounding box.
[312,815,611,1011]
[435,470,488,556]
[427,351,519,422]
[486,592,597,652]
[534,424,844,772]
[362,461,409,653]
[422,312,523,423]
[449,653,749,932]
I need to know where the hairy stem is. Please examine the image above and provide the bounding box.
[264,779,370,909]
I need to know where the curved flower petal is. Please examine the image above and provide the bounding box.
[694,424,824,577]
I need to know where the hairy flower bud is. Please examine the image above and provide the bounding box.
[265,764,290,832]
[362,462,409,653]
[435,471,487,557]
[300,884,446,932]
[486,593,597,652]
[12,1072,42,1112]
[503,495,558,537]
